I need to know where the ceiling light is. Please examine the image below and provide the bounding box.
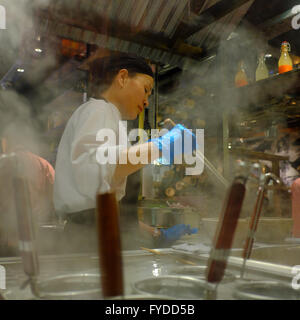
[34,48,43,53]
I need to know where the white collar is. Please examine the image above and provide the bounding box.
[89,97,122,120]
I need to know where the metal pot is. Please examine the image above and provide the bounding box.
[169,266,236,283]
[36,273,102,300]
[233,280,300,300]
[133,275,216,300]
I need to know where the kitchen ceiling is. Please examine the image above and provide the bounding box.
[0,0,300,106]
[37,0,256,68]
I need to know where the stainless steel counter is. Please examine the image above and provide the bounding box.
[0,247,298,300]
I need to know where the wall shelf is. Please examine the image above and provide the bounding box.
[223,68,300,111]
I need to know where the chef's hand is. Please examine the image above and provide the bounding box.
[150,124,198,164]
[160,224,198,244]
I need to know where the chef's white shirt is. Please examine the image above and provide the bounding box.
[53,98,128,216]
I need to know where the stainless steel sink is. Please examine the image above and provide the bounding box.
[231,245,300,266]
[0,249,297,300]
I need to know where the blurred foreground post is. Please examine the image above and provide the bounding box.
[96,192,124,298]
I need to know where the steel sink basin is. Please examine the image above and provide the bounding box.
[232,245,300,266]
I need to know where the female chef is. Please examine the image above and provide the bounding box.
[53,53,197,250]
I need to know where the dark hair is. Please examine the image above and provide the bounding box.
[89,53,154,96]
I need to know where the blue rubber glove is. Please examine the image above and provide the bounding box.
[150,124,198,164]
[160,224,198,243]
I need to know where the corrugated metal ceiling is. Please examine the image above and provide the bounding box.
[38,0,254,68]
[187,0,255,50]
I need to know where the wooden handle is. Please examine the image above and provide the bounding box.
[97,192,124,298]
[242,188,265,260]
[13,177,39,278]
[206,179,246,283]
[213,181,246,249]
[243,237,254,260]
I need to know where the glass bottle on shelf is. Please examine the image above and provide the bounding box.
[256,53,269,81]
[235,60,249,87]
[278,41,293,74]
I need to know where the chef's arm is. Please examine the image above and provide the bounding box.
[113,141,160,183]
[139,220,161,237]
[113,123,198,183]
[138,221,199,241]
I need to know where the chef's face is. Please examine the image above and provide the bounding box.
[118,71,154,120]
